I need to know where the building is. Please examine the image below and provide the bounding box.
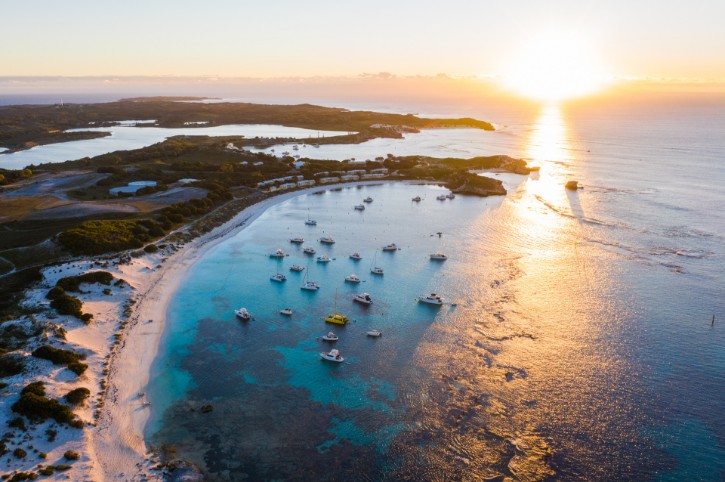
[297,180,316,187]
[279,183,297,190]
[341,175,359,181]
[318,177,341,184]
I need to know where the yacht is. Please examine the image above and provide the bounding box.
[280,308,293,316]
[353,293,373,305]
[290,264,305,272]
[382,243,398,252]
[366,329,382,338]
[429,253,448,261]
[320,348,344,363]
[270,273,287,282]
[446,193,456,199]
[317,255,331,263]
[349,252,362,260]
[269,248,286,258]
[290,236,304,244]
[418,293,444,305]
[363,197,373,203]
[436,195,447,201]
[301,281,320,291]
[354,204,365,211]
[319,235,335,244]
[370,266,384,275]
[235,308,251,320]
[292,145,299,151]
[321,332,339,342]
[324,312,349,325]
[412,196,422,202]
[303,246,316,255]
[345,274,361,283]
[305,218,317,226]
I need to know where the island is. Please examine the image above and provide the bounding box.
[0,100,530,481]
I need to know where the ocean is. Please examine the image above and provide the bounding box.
[141,95,725,480]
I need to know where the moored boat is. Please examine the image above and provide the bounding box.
[303,246,317,255]
[418,293,444,305]
[345,274,361,283]
[280,308,293,316]
[354,204,365,211]
[317,255,331,263]
[436,195,447,201]
[353,293,373,305]
[290,264,305,272]
[382,243,398,252]
[269,248,286,258]
[366,329,382,337]
[429,253,448,261]
[446,193,456,199]
[320,348,344,363]
[363,196,373,203]
[350,252,362,260]
[321,332,339,341]
[235,308,251,320]
[301,281,320,291]
[270,273,287,282]
[319,234,335,244]
[324,312,349,325]
[290,236,304,244]
[412,196,422,202]
[370,266,384,275]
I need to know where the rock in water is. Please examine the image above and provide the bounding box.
[565,180,579,190]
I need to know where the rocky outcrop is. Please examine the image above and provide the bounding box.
[449,174,507,197]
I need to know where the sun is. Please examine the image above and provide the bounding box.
[501,32,609,102]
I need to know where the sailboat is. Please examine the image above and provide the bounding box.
[325,289,348,325]
[305,209,317,226]
[301,262,319,291]
[370,251,384,275]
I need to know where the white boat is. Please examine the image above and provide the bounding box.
[353,293,373,305]
[418,293,444,305]
[293,145,299,151]
[412,196,422,202]
[436,195,447,201]
[280,308,293,316]
[354,204,365,211]
[235,308,251,320]
[350,252,362,260]
[301,281,320,291]
[290,237,304,244]
[305,219,317,226]
[321,332,338,341]
[319,235,335,244]
[345,274,361,283]
[370,266,384,275]
[429,253,448,261]
[290,264,305,272]
[363,197,373,203]
[446,193,456,199]
[269,248,286,258]
[320,348,344,363]
[366,329,382,337]
[317,255,331,263]
[382,243,398,252]
[303,246,316,255]
[270,273,287,282]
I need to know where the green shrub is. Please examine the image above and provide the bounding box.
[54,464,72,471]
[13,447,27,458]
[45,286,65,300]
[8,472,38,481]
[56,272,114,292]
[80,313,94,324]
[32,346,86,365]
[64,387,90,405]
[143,244,158,253]
[67,362,88,376]
[8,417,27,431]
[0,354,25,377]
[11,388,83,428]
[21,381,46,396]
[63,450,80,460]
[59,220,147,255]
[50,294,83,318]
[0,382,7,389]
[38,467,54,475]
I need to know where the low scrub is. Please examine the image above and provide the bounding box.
[12,382,83,428]
[50,294,83,318]
[64,387,90,405]
[55,271,114,292]
[32,345,86,365]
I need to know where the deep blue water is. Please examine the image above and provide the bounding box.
[138,97,724,480]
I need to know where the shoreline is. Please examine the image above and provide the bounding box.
[91,179,424,479]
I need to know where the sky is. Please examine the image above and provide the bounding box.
[1,0,724,82]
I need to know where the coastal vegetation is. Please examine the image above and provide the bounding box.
[11,381,84,428]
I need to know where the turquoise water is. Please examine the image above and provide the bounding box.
[146,99,725,480]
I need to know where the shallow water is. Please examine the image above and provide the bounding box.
[0,124,346,170]
[145,98,725,480]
